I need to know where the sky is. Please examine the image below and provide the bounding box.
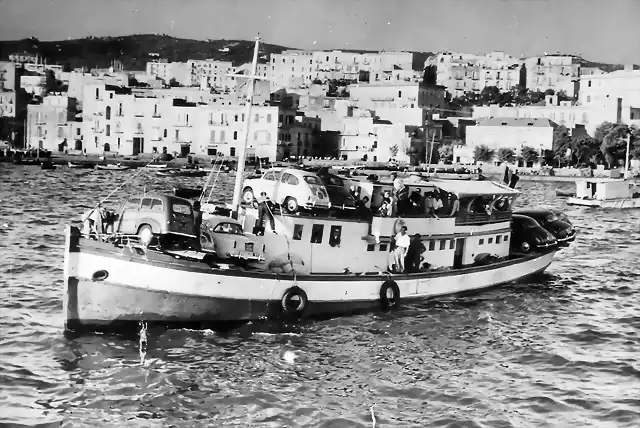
[0,0,639,65]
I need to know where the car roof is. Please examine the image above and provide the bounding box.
[514,209,553,217]
[130,193,191,203]
[204,215,242,225]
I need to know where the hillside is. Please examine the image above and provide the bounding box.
[0,34,432,71]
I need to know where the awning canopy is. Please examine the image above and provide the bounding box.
[430,179,520,198]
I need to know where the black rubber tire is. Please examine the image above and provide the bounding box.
[380,280,400,310]
[281,286,308,316]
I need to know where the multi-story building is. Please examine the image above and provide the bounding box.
[523,54,580,97]
[0,61,28,121]
[339,115,410,162]
[579,66,640,113]
[26,94,82,151]
[276,109,321,159]
[472,94,631,136]
[79,82,279,160]
[145,60,191,86]
[426,51,524,98]
[20,74,45,96]
[269,50,413,90]
[186,59,237,89]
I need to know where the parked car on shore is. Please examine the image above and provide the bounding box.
[514,209,576,246]
[241,168,331,213]
[510,214,558,253]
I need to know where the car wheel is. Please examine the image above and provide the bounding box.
[284,197,299,214]
[137,224,154,247]
[242,187,254,204]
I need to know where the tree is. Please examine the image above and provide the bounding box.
[552,125,572,161]
[473,144,495,162]
[595,122,630,168]
[478,86,501,105]
[570,134,599,165]
[168,78,181,87]
[496,147,516,164]
[520,146,540,166]
[438,144,453,163]
[43,69,62,95]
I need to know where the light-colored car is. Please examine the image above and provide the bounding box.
[200,215,262,261]
[115,193,196,246]
[241,168,331,213]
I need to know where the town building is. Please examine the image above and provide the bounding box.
[78,82,280,160]
[276,109,321,159]
[459,117,557,163]
[26,94,82,151]
[523,54,580,97]
[579,66,640,115]
[472,94,631,136]
[338,114,410,163]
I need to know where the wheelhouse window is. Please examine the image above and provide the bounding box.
[496,235,502,244]
[329,225,342,247]
[429,241,435,251]
[293,224,303,240]
[439,240,446,250]
[310,224,324,243]
[213,222,243,235]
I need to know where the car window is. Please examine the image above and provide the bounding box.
[141,198,153,209]
[125,198,141,209]
[172,202,192,217]
[264,171,275,181]
[273,171,282,181]
[150,198,163,211]
[545,213,558,223]
[213,222,244,235]
[286,174,299,185]
[280,173,290,183]
[304,175,323,186]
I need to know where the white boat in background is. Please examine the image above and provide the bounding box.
[95,163,131,171]
[567,178,640,208]
[144,163,171,170]
[61,36,572,334]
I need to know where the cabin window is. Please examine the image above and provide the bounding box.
[329,226,342,247]
[488,237,493,244]
[450,240,455,250]
[367,244,375,251]
[429,241,435,251]
[379,244,388,251]
[479,238,484,245]
[310,224,324,243]
[293,224,303,240]
[496,235,502,244]
[504,234,509,241]
[439,240,446,250]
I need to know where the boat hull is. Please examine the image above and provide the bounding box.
[567,196,640,208]
[63,226,557,332]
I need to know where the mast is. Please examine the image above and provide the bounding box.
[230,35,261,217]
[624,132,631,179]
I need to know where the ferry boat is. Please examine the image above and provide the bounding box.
[567,178,640,208]
[62,37,571,333]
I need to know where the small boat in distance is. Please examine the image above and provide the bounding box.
[95,163,131,171]
[68,162,94,169]
[567,178,640,208]
[41,161,57,170]
[555,189,575,197]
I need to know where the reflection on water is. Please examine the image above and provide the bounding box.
[1,165,639,427]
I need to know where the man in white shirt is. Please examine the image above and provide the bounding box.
[392,225,410,273]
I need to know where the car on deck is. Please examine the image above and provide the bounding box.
[115,193,196,247]
[514,209,576,246]
[306,167,357,210]
[200,215,262,261]
[241,168,331,213]
[510,214,558,253]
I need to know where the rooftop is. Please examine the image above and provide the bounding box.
[477,117,556,127]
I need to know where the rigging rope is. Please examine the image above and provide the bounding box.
[96,153,163,208]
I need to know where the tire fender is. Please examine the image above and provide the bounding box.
[380,280,400,309]
[281,286,308,316]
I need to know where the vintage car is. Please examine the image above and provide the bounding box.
[514,209,576,245]
[241,168,331,213]
[115,193,196,247]
[510,214,558,253]
[307,167,357,210]
[200,215,262,261]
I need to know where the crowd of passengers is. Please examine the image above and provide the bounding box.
[350,172,511,220]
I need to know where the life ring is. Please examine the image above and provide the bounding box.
[281,286,309,316]
[393,218,407,234]
[380,280,400,309]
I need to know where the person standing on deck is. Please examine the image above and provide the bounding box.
[392,225,410,273]
[192,200,203,251]
[255,191,276,235]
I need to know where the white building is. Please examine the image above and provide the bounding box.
[579,66,640,114]
[26,95,82,151]
[339,116,410,163]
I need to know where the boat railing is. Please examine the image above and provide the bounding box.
[455,210,511,225]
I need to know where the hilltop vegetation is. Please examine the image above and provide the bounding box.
[0,34,433,71]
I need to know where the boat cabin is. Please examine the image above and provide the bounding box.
[574,179,638,201]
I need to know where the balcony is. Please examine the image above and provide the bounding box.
[175,123,192,127]
[151,114,162,118]
[208,120,228,126]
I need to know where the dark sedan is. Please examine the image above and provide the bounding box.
[510,214,558,253]
[514,209,576,246]
[308,167,357,210]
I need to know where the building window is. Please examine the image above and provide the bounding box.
[36,126,42,137]
[311,224,324,243]
[398,91,402,97]
[232,131,238,140]
[220,130,226,141]
[117,138,121,148]
[267,114,272,123]
[95,88,99,100]
[210,130,216,142]
[76,128,81,136]
[106,124,111,136]
[163,129,167,138]
[235,114,238,122]
[254,114,259,122]
[57,127,64,138]
[230,147,235,156]
[105,106,111,120]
